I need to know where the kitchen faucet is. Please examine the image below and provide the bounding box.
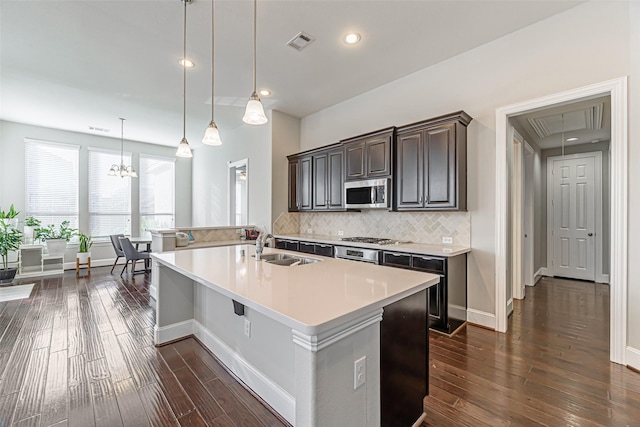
[255,232,273,260]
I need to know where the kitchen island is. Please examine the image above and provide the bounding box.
[151,245,439,426]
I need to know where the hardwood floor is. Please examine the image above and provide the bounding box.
[0,268,287,427]
[423,277,640,427]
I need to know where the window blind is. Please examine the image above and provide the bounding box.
[88,149,131,237]
[140,155,175,235]
[25,139,80,228]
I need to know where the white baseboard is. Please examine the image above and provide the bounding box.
[625,346,640,370]
[507,298,513,316]
[466,308,495,330]
[531,267,547,285]
[596,274,610,284]
[154,319,194,344]
[193,320,295,424]
[449,304,466,321]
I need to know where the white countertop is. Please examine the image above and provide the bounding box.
[274,234,470,257]
[175,240,255,250]
[151,245,439,335]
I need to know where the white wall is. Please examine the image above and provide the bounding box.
[270,111,301,229]
[627,0,640,356]
[192,112,273,230]
[300,1,631,320]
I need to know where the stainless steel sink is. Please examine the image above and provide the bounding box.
[252,253,321,266]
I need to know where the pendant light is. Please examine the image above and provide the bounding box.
[176,0,193,158]
[202,0,222,145]
[108,118,138,178]
[242,0,268,125]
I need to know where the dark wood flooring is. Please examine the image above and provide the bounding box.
[0,268,287,427]
[423,277,640,427]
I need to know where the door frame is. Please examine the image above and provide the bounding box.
[523,142,535,287]
[495,77,627,364]
[546,152,603,281]
[227,158,249,226]
[511,128,525,301]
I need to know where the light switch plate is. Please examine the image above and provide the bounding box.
[244,319,251,337]
[442,237,453,244]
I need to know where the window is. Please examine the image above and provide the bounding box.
[25,139,79,229]
[88,149,131,238]
[139,155,175,236]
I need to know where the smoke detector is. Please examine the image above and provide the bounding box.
[286,32,315,51]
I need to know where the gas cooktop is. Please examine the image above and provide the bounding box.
[341,237,398,245]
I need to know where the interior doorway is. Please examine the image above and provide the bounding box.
[495,77,627,364]
[228,159,248,226]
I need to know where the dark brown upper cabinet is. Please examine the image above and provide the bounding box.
[395,111,472,211]
[342,128,394,181]
[313,148,344,210]
[288,155,313,211]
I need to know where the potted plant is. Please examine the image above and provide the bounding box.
[23,216,41,243]
[77,233,92,264]
[0,217,23,284]
[0,204,20,229]
[35,220,77,256]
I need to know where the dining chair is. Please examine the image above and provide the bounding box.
[109,234,125,274]
[118,236,151,276]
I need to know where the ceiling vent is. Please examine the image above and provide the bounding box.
[527,102,604,139]
[286,32,315,51]
[89,126,110,133]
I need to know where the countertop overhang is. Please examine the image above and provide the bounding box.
[151,245,439,335]
[274,233,470,257]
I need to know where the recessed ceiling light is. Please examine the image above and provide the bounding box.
[178,58,196,68]
[259,89,271,96]
[566,137,579,142]
[344,33,361,45]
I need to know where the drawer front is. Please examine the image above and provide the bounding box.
[299,242,315,254]
[314,243,334,257]
[274,239,287,249]
[411,255,445,273]
[284,240,300,251]
[382,251,412,269]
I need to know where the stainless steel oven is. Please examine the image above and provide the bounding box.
[334,246,380,264]
[344,178,389,209]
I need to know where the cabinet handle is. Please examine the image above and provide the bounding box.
[419,196,423,204]
[414,255,440,262]
[317,244,331,248]
[386,252,408,257]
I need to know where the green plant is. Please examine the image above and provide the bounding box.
[0,204,19,220]
[25,216,41,227]
[0,220,23,270]
[34,221,77,242]
[78,233,93,253]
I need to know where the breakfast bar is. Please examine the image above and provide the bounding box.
[151,244,439,426]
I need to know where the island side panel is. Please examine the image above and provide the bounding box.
[193,284,296,424]
[154,261,195,344]
[294,313,382,427]
[380,288,428,427]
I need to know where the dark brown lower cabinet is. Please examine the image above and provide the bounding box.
[380,289,428,427]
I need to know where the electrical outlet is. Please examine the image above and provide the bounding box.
[306,228,313,234]
[338,230,344,236]
[442,236,453,244]
[354,356,366,389]
[244,318,251,337]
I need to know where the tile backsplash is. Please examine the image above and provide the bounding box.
[275,210,470,246]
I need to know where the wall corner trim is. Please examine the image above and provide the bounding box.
[625,346,640,370]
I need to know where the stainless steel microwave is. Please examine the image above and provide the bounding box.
[344,178,389,209]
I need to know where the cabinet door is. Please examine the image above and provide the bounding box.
[427,278,446,331]
[424,124,456,209]
[313,154,328,209]
[396,131,423,209]
[299,242,315,254]
[288,159,300,212]
[314,243,334,257]
[345,141,366,181]
[300,156,313,210]
[366,135,391,177]
[327,149,344,209]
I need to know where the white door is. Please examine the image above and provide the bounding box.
[549,154,596,281]
[523,143,534,286]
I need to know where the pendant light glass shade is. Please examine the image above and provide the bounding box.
[243,92,268,125]
[108,118,137,178]
[243,0,268,126]
[203,0,223,145]
[176,137,193,158]
[202,120,222,146]
[176,0,193,158]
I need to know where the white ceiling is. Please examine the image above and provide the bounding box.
[0,0,582,148]
[512,95,611,150]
